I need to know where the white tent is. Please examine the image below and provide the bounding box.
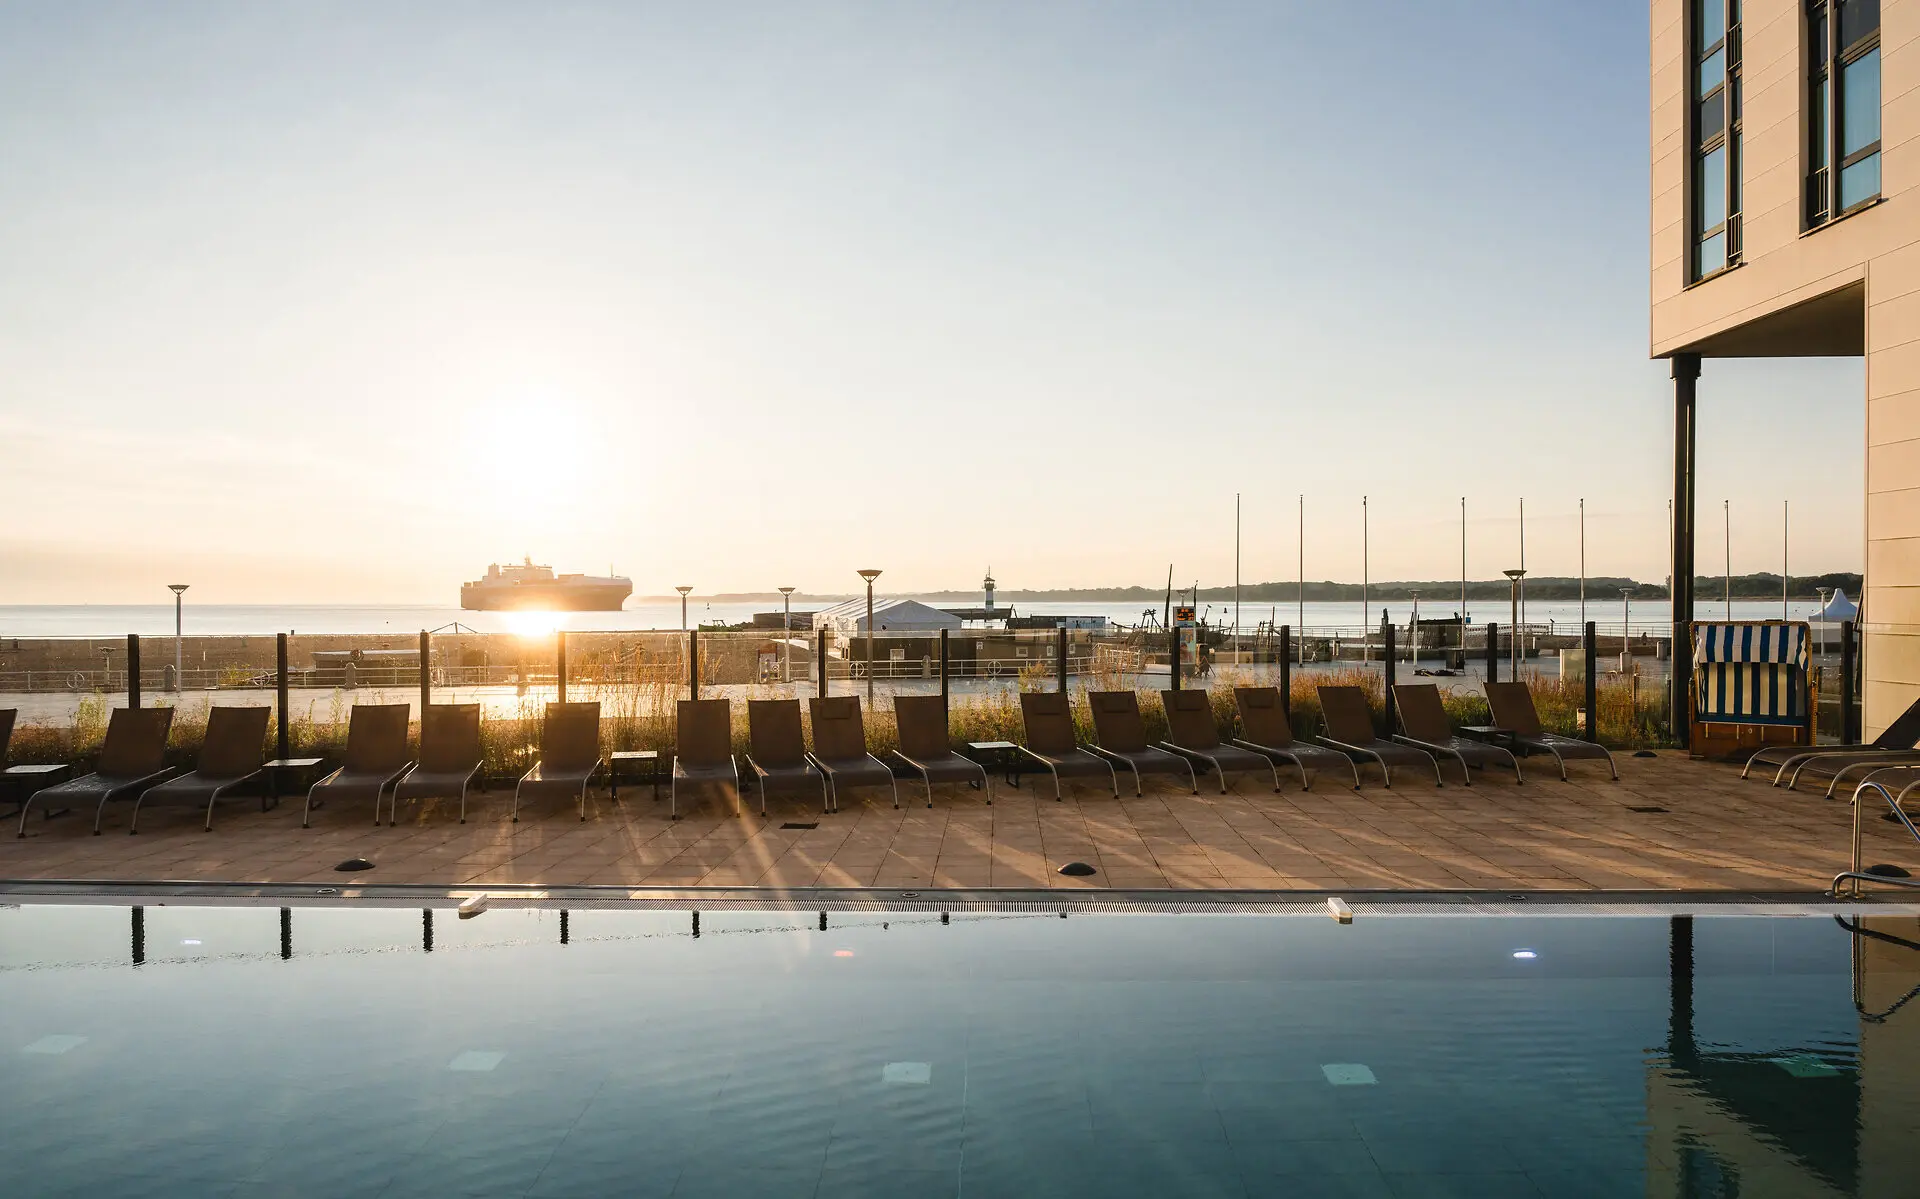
[812,597,962,635]
[1817,588,1859,622]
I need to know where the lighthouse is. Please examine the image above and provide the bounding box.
[983,568,996,615]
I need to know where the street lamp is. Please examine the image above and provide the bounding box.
[857,569,882,706]
[168,584,189,692]
[1619,587,1634,672]
[675,586,692,631]
[1408,590,1420,664]
[778,587,796,683]
[1502,569,1525,677]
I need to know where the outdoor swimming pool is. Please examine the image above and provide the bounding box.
[2,901,1915,1198]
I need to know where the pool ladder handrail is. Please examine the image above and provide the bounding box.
[1830,776,1920,899]
[1835,915,1920,1023]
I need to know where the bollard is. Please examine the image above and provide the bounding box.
[1583,621,1597,742]
[277,633,290,762]
[557,630,567,704]
[1057,627,1068,693]
[127,634,141,708]
[1383,624,1396,733]
[1841,620,1858,745]
[1486,621,1499,685]
[1279,626,1292,722]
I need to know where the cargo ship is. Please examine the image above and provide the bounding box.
[460,559,632,611]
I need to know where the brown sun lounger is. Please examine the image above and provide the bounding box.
[1230,687,1360,790]
[303,704,413,828]
[1158,690,1280,793]
[392,703,486,824]
[1743,695,1920,792]
[1088,691,1196,795]
[807,697,898,811]
[18,707,176,837]
[131,705,273,832]
[1392,684,1522,785]
[672,698,739,818]
[512,702,603,822]
[889,694,989,808]
[1484,681,1617,781]
[745,699,828,815]
[1315,686,1442,787]
[1016,691,1117,800]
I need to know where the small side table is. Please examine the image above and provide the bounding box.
[262,758,326,810]
[2,764,71,816]
[610,750,664,802]
[965,741,1024,789]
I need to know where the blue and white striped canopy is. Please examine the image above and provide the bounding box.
[1692,622,1811,726]
[1694,622,1808,666]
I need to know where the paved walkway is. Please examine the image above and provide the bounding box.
[2,753,1912,892]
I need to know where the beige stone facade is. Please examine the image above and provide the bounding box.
[1652,0,1919,735]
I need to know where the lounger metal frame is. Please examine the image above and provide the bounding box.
[1156,741,1280,794]
[130,769,270,834]
[1228,737,1360,790]
[889,750,989,809]
[1313,734,1443,787]
[18,769,176,838]
[1014,746,1119,801]
[1088,745,1197,796]
[744,756,830,816]
[303,762,413,828]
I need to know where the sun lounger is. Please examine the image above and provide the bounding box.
[889,695,989,807]
[1315,686,1442,787]
[1485,681,1618,781]
[1743,695,1920,791]
[303,704,413,828]
[129,705,272,832]
[1230,687,1360,789]
[1016,691,1117,800]
[392,703,486,824]
[1158,689,1280,793]
[18,707,175,837]
[745,699,828,815]
[672,698,738,818]
[807,697,898,811]
[1088,691,1196,796]
[1392,684,1522,785]
[512,702,603,822]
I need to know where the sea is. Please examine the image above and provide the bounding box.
[0,598,1836,639]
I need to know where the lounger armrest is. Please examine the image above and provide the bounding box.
[1314,736,1373,758]
[1086,746,1131,766]
[1390,735,1450,756]
[1155,741,1211,764]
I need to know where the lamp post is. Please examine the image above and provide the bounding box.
[168,584,189,692]
[675,586,692,631]
[1503,569,1525,677]
[857,570,882,706]
[1620,587,1634,672]
[1408,590,1419,664]
[1817,586,1832,655]
[778,587,796,683]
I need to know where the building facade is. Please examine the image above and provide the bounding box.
[1652,0,1918,736]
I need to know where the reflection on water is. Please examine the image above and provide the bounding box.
[0,908,1916,1197]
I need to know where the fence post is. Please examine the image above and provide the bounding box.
[419,630,431,713]
[689,629,700,700]
[556,630,567,704]
[1056,626,1068,693]
[817,630,828,698]
[1583,621,1597,742]
[1486,621,1499,685]
[1279,626,1292,722]
[939,628,950,720]
[1841,619,1858,744]
[127,633,141,708]
[277,633,290,761]
[1383,623,1397,733]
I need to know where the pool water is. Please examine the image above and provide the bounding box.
[1,904,1916,1198]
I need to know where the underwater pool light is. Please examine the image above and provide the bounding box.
[1512,950,1538,960]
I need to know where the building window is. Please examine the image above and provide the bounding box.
[1808,0,1880,225]
[1693,0,1741,281]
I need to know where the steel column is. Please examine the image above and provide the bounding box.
[1056,627,1068,693]
[939,628,950,720]
[556,630,567,703]
[689,629,700,700]
[1671,353,1700,749]
[1279,626,1292,722]
[1383,624,1396,733]
[1842,619,1859,744]
[1583,621,1597,742]
[419,630,431,713]
[127,634,141,708]
[1486,622,1498,685]
[276,633,290,762]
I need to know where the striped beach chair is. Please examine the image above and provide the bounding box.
[1689,621,1814,759]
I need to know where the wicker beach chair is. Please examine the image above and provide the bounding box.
[1158,689,1280,793]
[806,696,897,811]
[1230,687,1360,790]
[1315,686,1442,787]
[1016,691,1117,800]
[1087,691,1196,796]
[512,702,603,822]
[889,694,988,808]
[1391,684,1522,785]
[131,705,272,832]
[18,707,175,837]
[1485,681,1618,782]
[671,698,738,818]
[303,704,413,828]
[391,703,486,824]
[745,699,828,816]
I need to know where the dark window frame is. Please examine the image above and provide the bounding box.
[1691,0,1741,284]
[1807,0,1881,227]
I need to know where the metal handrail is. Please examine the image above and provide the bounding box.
[1831,777,1920,898]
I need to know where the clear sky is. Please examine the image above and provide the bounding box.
[0,1,1867,604]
